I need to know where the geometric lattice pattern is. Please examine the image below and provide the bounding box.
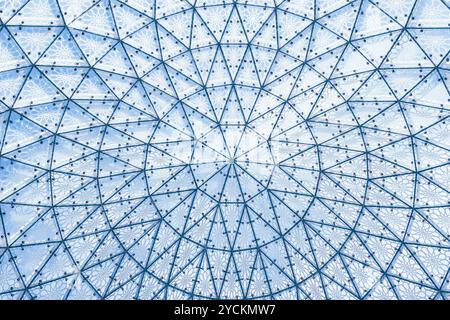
[0,0,449,300]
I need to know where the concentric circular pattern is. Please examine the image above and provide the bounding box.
[0,0,450,300]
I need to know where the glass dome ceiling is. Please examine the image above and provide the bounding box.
[0,0,449,300]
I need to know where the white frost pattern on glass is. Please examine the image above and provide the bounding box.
[0,0,449,300]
